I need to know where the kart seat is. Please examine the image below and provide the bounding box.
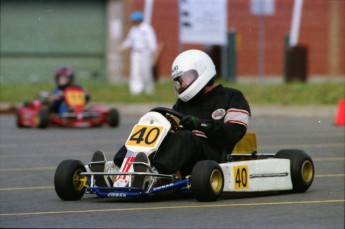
[223,132,258,162]
[232,132,257,154]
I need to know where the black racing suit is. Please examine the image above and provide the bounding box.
[114,84,250,177]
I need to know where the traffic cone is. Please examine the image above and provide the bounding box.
[335,99,345,126]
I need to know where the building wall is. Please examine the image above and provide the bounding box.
[1,0,343,84]
[129,0,345,79]
[0,0,106,83]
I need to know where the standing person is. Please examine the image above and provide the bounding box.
[108,49,251,188]
[119,11,157,95]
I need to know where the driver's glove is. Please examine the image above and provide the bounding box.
[181,115,213,132]
[52,90,64,102]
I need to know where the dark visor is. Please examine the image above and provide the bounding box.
[173,69,199,94]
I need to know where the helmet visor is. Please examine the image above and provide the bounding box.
[173,70,198,94]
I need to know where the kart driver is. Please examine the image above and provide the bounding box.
[50,66,90,114]
[110,49,250,186]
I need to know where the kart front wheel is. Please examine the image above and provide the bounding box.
[37,108,49,128]
[54,160,87,201]
[191,160,224,202]
[108,108,120,127]
[275,149,314,193]
[16,109,25,128]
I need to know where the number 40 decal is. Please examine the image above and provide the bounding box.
[233,165,249,190]
[126,125,163,147]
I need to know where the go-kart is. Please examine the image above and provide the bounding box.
[16,86,120,128]
[54,107,314,202]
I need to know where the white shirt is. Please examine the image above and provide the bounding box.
[121,22,157,53]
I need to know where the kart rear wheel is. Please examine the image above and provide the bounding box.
[54,160,87,201]
[37,108,49,128]
[191,160,224,202]
[108,108,119,127]
[275,149,314,193]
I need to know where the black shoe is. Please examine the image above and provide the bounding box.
[132,152,149,189]
[90,150,109,187]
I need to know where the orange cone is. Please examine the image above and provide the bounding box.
[335,99,345,126]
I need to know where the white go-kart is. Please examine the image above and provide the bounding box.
[54,107,314,202]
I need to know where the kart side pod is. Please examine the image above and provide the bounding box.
[223,132,314,193]
[191,132,314,202]
[220,159,292,192]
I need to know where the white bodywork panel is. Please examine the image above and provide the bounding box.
[113,112,171,187]
[221,159,293,192]
[125,111,171,155]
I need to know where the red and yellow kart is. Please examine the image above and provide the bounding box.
[16,86,120,128]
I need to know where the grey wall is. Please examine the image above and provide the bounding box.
[0,0,106,83]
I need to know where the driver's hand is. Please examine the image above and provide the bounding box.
[181,115,201,130]
[51,90,64,101]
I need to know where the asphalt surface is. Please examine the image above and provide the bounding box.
[0,105,344,228]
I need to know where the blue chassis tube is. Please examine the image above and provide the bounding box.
[86,178,191,198]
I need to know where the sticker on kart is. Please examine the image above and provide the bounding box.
[126,125,164,148]
[233,165,249,190]
[65,88,86,106]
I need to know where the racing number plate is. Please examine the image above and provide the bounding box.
[126,125,163,148]
[65,89,86,106]
[233,165,249,190]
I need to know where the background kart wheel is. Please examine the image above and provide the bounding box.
[275,149,314,193]
[54,160,87,201]
[108,108,119,127]
[16,109,25,128]
[191,160,224,202]
[37,108,49,128]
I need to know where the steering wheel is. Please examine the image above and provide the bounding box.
[150,107,184,128]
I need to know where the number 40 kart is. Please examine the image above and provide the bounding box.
[54,107,314,202]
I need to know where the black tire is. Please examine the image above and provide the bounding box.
[191,160,224,202]
[108,108,120,127]
[54,160,87,201]
[275,149,314,193]
[16,109,25,128]
[37,108,50,128]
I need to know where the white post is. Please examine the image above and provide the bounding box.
[144,0,154,24]
[289,0,303,47]
[106,0,124,83]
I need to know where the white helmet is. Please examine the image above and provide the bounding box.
[171,49,216,102]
